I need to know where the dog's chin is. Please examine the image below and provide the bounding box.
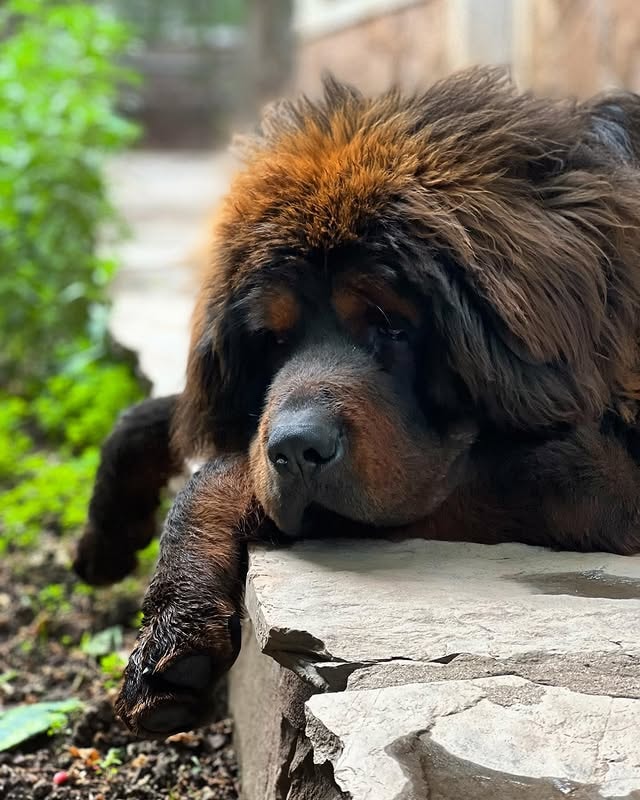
[265,494,308,539]
[267,502,376,541]
[267,485,457,539]
[263,497,338,539]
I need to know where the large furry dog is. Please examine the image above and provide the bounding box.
[74,68,640,736]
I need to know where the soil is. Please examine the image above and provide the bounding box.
[0,531,239,800]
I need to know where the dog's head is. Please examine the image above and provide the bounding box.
[175,68,640,535]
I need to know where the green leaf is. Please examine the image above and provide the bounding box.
[80,625,123,657]
[0,699,84,751]
[0,670,18,686]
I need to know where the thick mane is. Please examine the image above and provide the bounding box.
[177,67,640,457]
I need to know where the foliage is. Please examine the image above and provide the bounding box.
[0,359,143,551]
[33,361,142,450]
[0,699,84,751]
[0,396,32,480]
[80,626,124,658]
[99,652,127,689]
[0,1,146,554]
[0,0,139,384]
[98,747,124,774]
[36,583,72,615]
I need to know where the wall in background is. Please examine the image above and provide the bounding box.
[293,0,640,99]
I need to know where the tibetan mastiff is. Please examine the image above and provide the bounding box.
[74,68,640,736]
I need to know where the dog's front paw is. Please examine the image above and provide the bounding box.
[73,524,137,586]
[114,595,241,737]
[73,506,159,586]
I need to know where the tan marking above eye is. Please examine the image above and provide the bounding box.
[263,288,300,335]
[368,286,420,326]
[332,278,420,331]
[333,288,367,323]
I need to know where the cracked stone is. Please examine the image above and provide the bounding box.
[244,539,640,690]
[306,676,640,800]
[230,540,640,798]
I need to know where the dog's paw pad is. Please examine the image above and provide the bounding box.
[159,654,212,691]
[140,703,199,735]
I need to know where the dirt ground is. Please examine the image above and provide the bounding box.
[0,531,239,800]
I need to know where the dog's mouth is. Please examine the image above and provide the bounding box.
[265,471,355,538]
[264,444,473,538]
[274,503,365,541]
[268,489,310,538]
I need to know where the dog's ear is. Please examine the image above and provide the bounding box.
[404,73,640,430]
[173,292,267,458]
[429,258,607,429]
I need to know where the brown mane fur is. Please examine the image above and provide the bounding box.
[176,66,640,457]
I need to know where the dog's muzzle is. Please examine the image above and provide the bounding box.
[265,405,344,533]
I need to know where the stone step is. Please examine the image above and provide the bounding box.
[307,676,640,800]
[230,539,640,799]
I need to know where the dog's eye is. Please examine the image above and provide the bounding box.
[377,325,408,342]
[262,330,292,359]
[374,312,410,342]
[267,329,291,347]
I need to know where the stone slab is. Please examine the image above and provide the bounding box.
[306,676,640,800]
[229,540,640,798]
[229,621,346,800]
[245,539,640,691]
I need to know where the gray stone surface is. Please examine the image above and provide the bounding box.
[246,539,640,690]
[229,621,346,800]
[231,539,640,799]
[306,676,640,800]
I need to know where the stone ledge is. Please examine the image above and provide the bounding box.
[306,677,640,799]
[229,540,640,799]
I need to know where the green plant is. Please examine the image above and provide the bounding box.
[0,699,84,751]
[0,671,18,687]
[0,396,32,481]
[0,446,100,550]
[99,652,126,689]
[0,357,143,551]
[0,363,143,550]
[36,583,72,615]
[0,0,139,385]
[98,747,123,774]
[0,1,145,554]
[33,362,142,450]
[80,626,124,658]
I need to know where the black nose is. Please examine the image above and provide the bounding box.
[267,409,342,479]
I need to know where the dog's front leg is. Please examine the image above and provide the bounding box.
[74,395,182,586]
[115,457,264,737]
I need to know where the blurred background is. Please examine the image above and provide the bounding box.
[112,0,640,149]
[102,0,640,395]
[1,2,640,798]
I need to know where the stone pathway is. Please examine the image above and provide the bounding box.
[106,150,235,396]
